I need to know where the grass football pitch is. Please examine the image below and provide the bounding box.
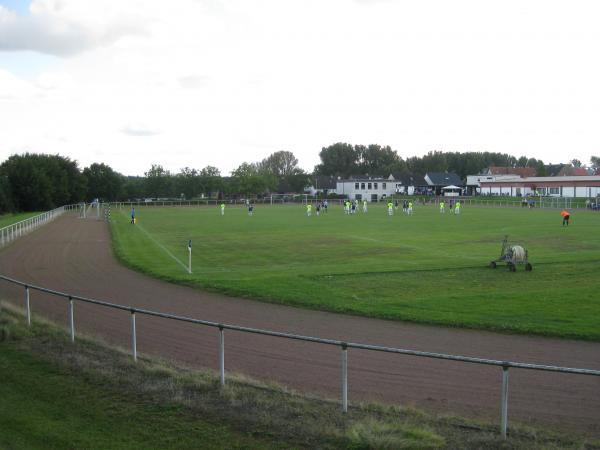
[110,203,600,340]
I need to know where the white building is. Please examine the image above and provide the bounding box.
[466,174,523,195]
[479,175,600,197]
[336,175,397,201]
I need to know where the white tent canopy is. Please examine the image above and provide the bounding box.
[442,185,461,190]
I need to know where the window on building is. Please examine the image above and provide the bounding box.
[368,182,372,189]
[374,182,378,189]
[361,182,365,190]
[549,187,560,195]
[382,182,387,189]
[355,182,359,189]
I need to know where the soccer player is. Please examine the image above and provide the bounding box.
[454,201,461,215]
[220,203,225,216]
[323,200,328,213]
[363,199,368,213]
[407,201,413,215]
[439,201,445,214]
[387,201,394,216]
[402,200,408,213]
[394,199,399,211]
[130,206,135,224]
[316,203,321,216]
[306,203,312,216]
[248,204,254,216]
[561,210,570,226]
[345,200,351,214]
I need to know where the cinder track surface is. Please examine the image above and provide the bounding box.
[1,215,599,436]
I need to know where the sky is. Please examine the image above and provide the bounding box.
[0,0,599,176]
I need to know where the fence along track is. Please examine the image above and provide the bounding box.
[1,274,599,440]
[0,204,81,248]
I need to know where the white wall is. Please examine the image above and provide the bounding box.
[336,180,396,200]
[480,185,600,198]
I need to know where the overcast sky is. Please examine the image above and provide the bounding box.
[0,0,599,176]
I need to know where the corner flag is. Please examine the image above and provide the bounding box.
[187,239,192,274]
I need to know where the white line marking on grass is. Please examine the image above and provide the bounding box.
[136,223,190,273]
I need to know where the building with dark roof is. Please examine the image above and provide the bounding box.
[424,172,463,195]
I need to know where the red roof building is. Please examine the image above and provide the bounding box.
[557,167,590,176]
[485,166,537,177]
[479,175,600,198]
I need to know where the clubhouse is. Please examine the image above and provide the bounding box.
[478,175,600,198]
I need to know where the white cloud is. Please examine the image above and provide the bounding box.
[0,68,35,99]
[0,0,147,56]
[121,123,161,137]
[178,75,210,89]
[0,0,600,176]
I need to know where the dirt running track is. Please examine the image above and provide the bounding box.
[1,214,599,436]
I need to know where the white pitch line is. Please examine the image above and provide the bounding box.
[135,223,189,273]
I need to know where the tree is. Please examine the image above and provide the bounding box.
[174,167,200,199]
[357,144,404,175]
[571,159,582,168]
[144,164,173,197]
[314,143,359,177]
[199,166,222,197]
[83,163,123,201]
[258,151,310,193]
[0,153,85,211]
[230,162,276,196]
[0,174,14,214]
[536,161,547,176]
[259,151,301,177]
[122,176,145,200]
[591,156,600,173]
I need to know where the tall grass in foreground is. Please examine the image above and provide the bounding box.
[2,303,596,449]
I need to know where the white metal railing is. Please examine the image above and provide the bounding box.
[0,204,81,248]
[1,274,598,440]
[101,197,600,210]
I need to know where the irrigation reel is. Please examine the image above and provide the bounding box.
[489,236,532,272]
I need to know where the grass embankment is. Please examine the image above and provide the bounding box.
[0,212,42,229]
[110,204,600,340]
[1,303,596,450]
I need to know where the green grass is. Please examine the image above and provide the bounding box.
[0,316,280,449]
[1,304,596,449]
[0,211,41,229]
[110,204,600,340]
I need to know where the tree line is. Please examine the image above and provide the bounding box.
[0,151,311,214]
[1,149,598,214]
[314,143,553,179]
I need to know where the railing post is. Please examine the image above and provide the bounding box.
[131,309,137,361]
[68,296,75,342]
[500,365,510,439]
[341,342,348,413]
[25,286,31,326]
[219,325,225,386]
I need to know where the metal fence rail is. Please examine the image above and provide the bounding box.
[0,204,81,248]
[1,275,599,439]
[103,196,597,211]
